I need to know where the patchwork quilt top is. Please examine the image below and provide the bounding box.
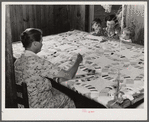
[13,30,144,108]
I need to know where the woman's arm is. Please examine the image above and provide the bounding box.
[57,53,83,82]
[38,53,83,83]
[67,53,83,78]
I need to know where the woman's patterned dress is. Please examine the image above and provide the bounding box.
[14,50,75,108]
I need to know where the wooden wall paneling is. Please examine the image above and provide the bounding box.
[60,5,66,32]
[26,5,31,28]
[85,5,89,32]
[13,6,18,41]
[40,5,46,36]
[45,5,49,35]
[22,5,27,30]
[53,5,65,34]
[44,5,49,35]
[68,5,86,31]
[72,5,78,30]
[13,5,19,42]
[46,5,54,35]
[57,5,63,33]
[6,5,17,108]
[10,5,88,42]
[67,5,71,30]
[63,5,70,32]
[67,5,75,30]
[16,5,24,41]
[9,5,16,42]
[22,5,30,31]
[73,5,78,30]
[44,5,48,35]
[40,5,44,34]
[66,5,71,31]
[33,5,37,28]
[74,5,86,31]
[53,5,58,33]
[89,5,94,32]
[43,5,48,35]
[59,5,66,32]
[50,6,54,34]
[79,5,86,31]
[20,5,24,36]
[53,5,71,34]
[28,5,34,28]
[36,5,41,30]
[15,5,20,41]
[76,6,81,30]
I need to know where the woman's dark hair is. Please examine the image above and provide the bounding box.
[92,18,102,25]
[20,28,42,49]
[105,14,118,24]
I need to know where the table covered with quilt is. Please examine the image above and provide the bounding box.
[12,30,144,108]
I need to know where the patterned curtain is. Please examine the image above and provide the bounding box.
[125,5,144,45]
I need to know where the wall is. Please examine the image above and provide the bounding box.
[125,5,144,45]
[9,5,86,42]
[6,5,17,108]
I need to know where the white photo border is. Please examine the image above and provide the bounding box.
[1,1,148,121]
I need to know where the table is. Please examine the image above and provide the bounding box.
[12,30,144,108]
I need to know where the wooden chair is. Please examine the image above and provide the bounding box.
[13,56,16,63]
[16,82,29,108]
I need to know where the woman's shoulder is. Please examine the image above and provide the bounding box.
[15,51,40,65]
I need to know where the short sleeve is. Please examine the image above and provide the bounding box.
[37,57,62,79]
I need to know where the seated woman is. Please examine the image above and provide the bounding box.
[119,27,135,43]
[14,28,83,108]
[90,18,103,36]
[103,14,121,39]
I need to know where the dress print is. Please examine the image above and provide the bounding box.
[14,50,75,108]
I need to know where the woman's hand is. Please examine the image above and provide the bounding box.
[100,36,106,40]
[76,53,83,63]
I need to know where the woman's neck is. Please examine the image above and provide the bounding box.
[107,27,115,31]
[26,48,36,54]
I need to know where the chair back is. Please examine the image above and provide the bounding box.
[16,82,29,108]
